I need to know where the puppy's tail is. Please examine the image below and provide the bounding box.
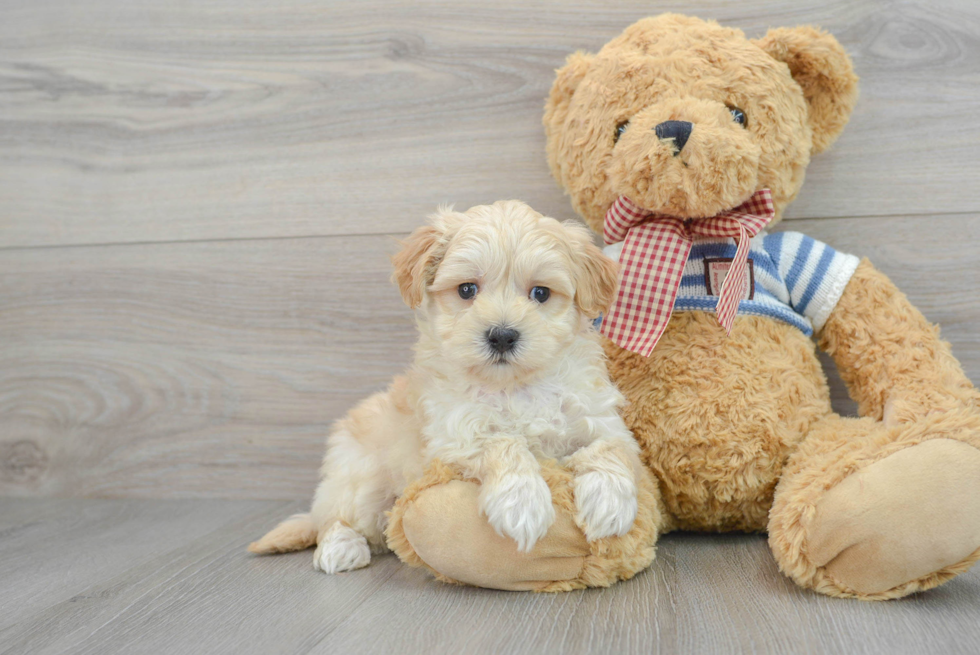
[248,513,317,554]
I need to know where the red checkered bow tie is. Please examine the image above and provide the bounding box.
[601,188,775,357]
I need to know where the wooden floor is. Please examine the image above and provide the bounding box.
[1,498,978,655]
[2,0,980,652]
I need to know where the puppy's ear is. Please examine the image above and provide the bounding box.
[753,26,858,153]
[566,222,619,319]
[391,224,442,308]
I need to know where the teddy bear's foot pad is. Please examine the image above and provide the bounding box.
[401,480,590,591]
[807,439,980,594]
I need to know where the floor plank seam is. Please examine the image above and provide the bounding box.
[0,210,976,254]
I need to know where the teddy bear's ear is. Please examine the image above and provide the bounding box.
[753,26,859,154]
[544,52,594,173]
[545,51,593,128]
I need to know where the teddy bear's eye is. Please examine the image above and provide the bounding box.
[613,120,630,143]
[728,106,747,127]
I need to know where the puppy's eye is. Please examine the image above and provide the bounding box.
[613,120,630,143]
[728,106,747,127]
[530,286,551,303]
[457,283,478,300]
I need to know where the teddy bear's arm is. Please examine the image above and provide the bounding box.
[818,259,979,422]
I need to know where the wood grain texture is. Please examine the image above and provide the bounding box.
[2,1,978,649]
[0,497,286,632]
[1,498,978,655]
[0,235,414,498]
[0,213,976,499]
[1,0,980,248]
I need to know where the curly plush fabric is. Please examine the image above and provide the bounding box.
[766,261,980,599]
[387,459,668,592]
[391,14,980,599]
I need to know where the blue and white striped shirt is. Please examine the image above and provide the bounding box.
[604,231,860,336]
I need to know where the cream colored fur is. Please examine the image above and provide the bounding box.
[389,13,979,599]
[249,200,638,570]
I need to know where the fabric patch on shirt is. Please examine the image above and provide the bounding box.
[704,258,754,301]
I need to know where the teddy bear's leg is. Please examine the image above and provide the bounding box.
[769,260,980,599]
[386,460,667,592]
[769,413,980,599]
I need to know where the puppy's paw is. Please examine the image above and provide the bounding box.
[573,470,637,541]
[313,523,371,574]
[480,473,555,552]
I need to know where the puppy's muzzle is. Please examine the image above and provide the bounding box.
[486,326,520,354]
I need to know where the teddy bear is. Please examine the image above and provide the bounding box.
[385,13,980,600]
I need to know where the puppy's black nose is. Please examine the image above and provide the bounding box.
[654,120,693,155]
[486,326,520,354]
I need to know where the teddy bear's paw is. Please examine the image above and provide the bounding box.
[807,439,980,595]
[573,470,638,541]
[479,473,555,552]
[313,522,371,574]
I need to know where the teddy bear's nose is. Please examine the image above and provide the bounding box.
[654,120,693,155]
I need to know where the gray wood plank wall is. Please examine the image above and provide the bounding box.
[2,0,979,500]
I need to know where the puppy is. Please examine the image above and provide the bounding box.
[249,200,642,574]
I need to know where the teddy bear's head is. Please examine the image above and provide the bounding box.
[544,13,858,231]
